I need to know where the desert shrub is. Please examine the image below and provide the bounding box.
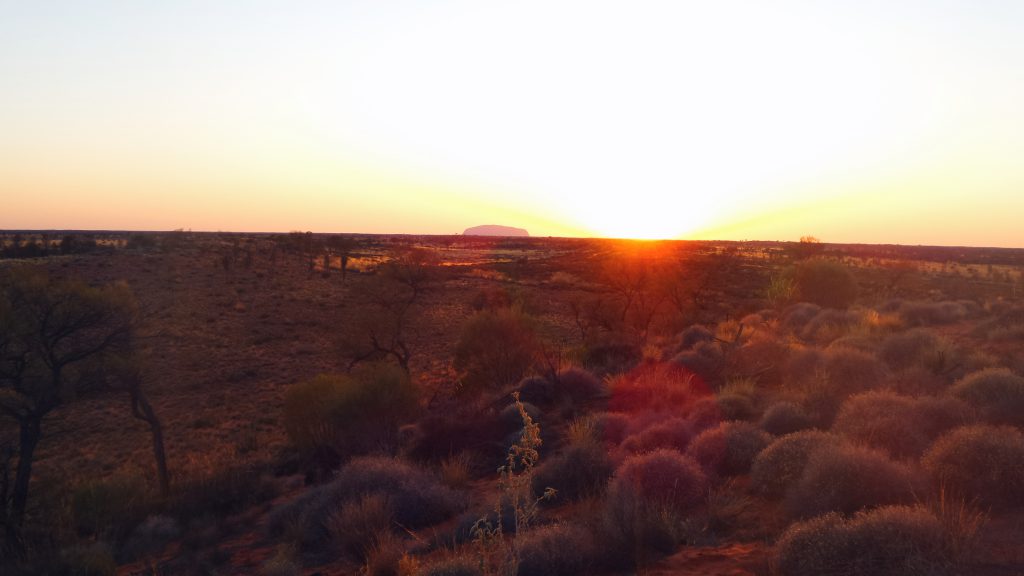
[833,391,973,458]
[516,524,597,576]
[268,456,463,550]
[607,362,707,414]
[687,396,723,431]
[168,459,279,521]
[602,452,706,568]
[775,505,948,576]
[120,515,180,561]
[790,260,858,309]
[423,557,481,576]
[950,368,1024,427]
[620,417,693,455]
[922,425,1024,506]
[454,309,538,393]
[780,302,822,333]
[260,552,301,576]
[710,392,757,422]
[800,308,861,343]
[879,328,952,373]
[670,340,725,388]
[589,411,632,446]
[363,532,407,576]
[471,286,513,311]
[686,421,771,476]
[750,430,841,497]
[71,473,152,541]
[786,443,920,519]
[759,401,812,435]
[499,401,542,432]
[804,346,890,425]
[326,492,394,559]
[581,338,642,376]
[781,346,825,390]
[553,367,606,404]
[59,542,118,576]
[531,439,612,502]
[899,300,968,327]
[675,324,715,352]
[283,364,419,464]
[609,449,707,514]
[403,403,506,469]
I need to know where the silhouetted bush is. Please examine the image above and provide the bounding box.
[516,524,598,576]
[750,430,841,497]
[581,338,642,376]
[531,440,612,502]
[268,456,463,550]
[620,417,693,455]
[554,367,606,404]
[609,449,708,514]
[759,401,812,435]
[790,260,857,309]
[686,421,770,476]
[670,341,725,388]
[950,368,1024,427]
[454,309,538,393]
[775,506,948,576]
[786,443,920,519]
[283,364,419,468]
[833,391,973,458]
[922,425,1024,507]
[403,403,506,471]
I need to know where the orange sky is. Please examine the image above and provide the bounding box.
[2,1,1023,247]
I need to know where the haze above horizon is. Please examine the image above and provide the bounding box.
[2,1,1023,247]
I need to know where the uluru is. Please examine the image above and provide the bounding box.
[463,224,530,237]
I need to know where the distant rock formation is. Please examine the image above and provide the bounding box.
[463,225,530,237]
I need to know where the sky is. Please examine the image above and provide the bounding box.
[2,1,1023,246]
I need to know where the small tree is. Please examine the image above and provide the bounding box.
[454,309,539,394]
[0,268,135,549]
[790,259,857,309]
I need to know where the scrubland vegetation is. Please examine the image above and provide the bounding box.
[2,231,1024,574]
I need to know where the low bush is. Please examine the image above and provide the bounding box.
[454,309,539,393]
[607,362,707,414]
[775,505,948,576]
[671,341,726,389]
[423,557,481,576]
[759,401,812,435]
[327,493,393,559]
[833,391,973,458]
[403,403,506,470]
[686,421,771,476]
[899,300,968,327]
[516,524,598,576]
[803,346,890,425]
[922,425,1024,506]
[675,324,715,352]
[790,260,858,309]
[750,430,841,497]
[800,309,861,344]
[619,417,693,455]
[283,363,419,466]
[531,440,613,502]
[581,338,642,377]
[950,368,1024,427]
[609,449,708,514]
[553,367,606,404]
[786,443,920,519]
[780,302,822,333]
[879,328,950,373]
[267,456,463,550]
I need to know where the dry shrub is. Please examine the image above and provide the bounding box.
[327,493,393,559]
[759,401,812,436]
[404,403,506,470]
[922,425,1024,507]
[950,368,1024,427]
[671,341,725,388]
[620,417,693,455]
[454,309,538,393]
[581,338,642,377]
[832,391,973,458]
[728,337,790,387]
[802,346,890,425]
[774,505,949,576]
[609,449,708,514]
[750,430,841,498]
[899,300,968,327]
[516,524,598,576]
[675,324,715,352]
[423,557,481,576]
[686,421,771,476]
[785,443,921,519]
[440,453,473,490]
[267,456,463,551]
[607,362,709,415]
[790,259,858,309]
[515,368,605,408]
[780,302,821,333]
[800,308,861,344]
[879,328,951,373]
[531,440,613,502]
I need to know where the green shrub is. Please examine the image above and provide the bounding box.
[922,425,1024,506]
[790,260,858,309]
[775,505,948,576]
[786,443,920,519]
[833,391,973,458]
[950,368,1024,427]
[454,309,539,393]
[686,421,771,476]
[750,430,841,497]
[283,363,419,460]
